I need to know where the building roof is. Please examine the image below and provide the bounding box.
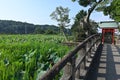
[98,21,119,29]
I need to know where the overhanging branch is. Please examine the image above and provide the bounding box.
[87,0,103,23]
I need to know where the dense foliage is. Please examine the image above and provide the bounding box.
[50,6,70,41]
[0,34,71,80]
[71,0,104,38]
[71,10,87,41]
[71,10,98,41]
[103,0,120,22]
[95,0,120,21]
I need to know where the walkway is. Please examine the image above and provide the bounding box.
[86,44,120,80]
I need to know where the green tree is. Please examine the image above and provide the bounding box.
[71,0,111,35]
[50,6,70,41]
[71,10,87,41]
[100,0,120,22]
[34,27,45,34]
[89,20,98,34]
[72,11,98,41]
[94,0,120,22]
[45,29,56,34]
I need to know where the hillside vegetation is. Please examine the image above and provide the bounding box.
[0,20,71,34]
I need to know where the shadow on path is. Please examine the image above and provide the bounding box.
[85,44,120,80]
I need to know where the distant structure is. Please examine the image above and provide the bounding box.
[99,21,119,44]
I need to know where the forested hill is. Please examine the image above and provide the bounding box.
[0,20,60,34]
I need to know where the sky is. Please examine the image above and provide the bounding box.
[0,0,113,26]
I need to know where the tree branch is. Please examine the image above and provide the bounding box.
[86,0,103,23]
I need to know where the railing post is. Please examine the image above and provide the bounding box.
[84,44,87,70]
[75,48,86,79]
[71,56,76,80]
[75,67,80,79]
[61,62,71,80]
[87,40,91,59]
[91,38,94,52]
[94,37,97,51]
[61,56,76,80]
[75,50,83,79]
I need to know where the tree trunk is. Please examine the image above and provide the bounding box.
[83,0,103,36]
[60,26,68,42]
[62,28,68,42]
[86,0,103,23]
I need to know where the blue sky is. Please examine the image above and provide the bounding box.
[0,0,112,26]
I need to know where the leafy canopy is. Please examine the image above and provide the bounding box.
[96,0,120,22]
[50,6,70,27]
[72,0,97,7]
[107,0,120,22]
[75,10,87,22]
[50,6,70,41]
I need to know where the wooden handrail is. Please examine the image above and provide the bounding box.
[40,34,100,80]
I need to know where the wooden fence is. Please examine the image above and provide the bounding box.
[40,34,100,80]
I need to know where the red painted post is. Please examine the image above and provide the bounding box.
[102,29,105,44]
[112,29,115,44]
